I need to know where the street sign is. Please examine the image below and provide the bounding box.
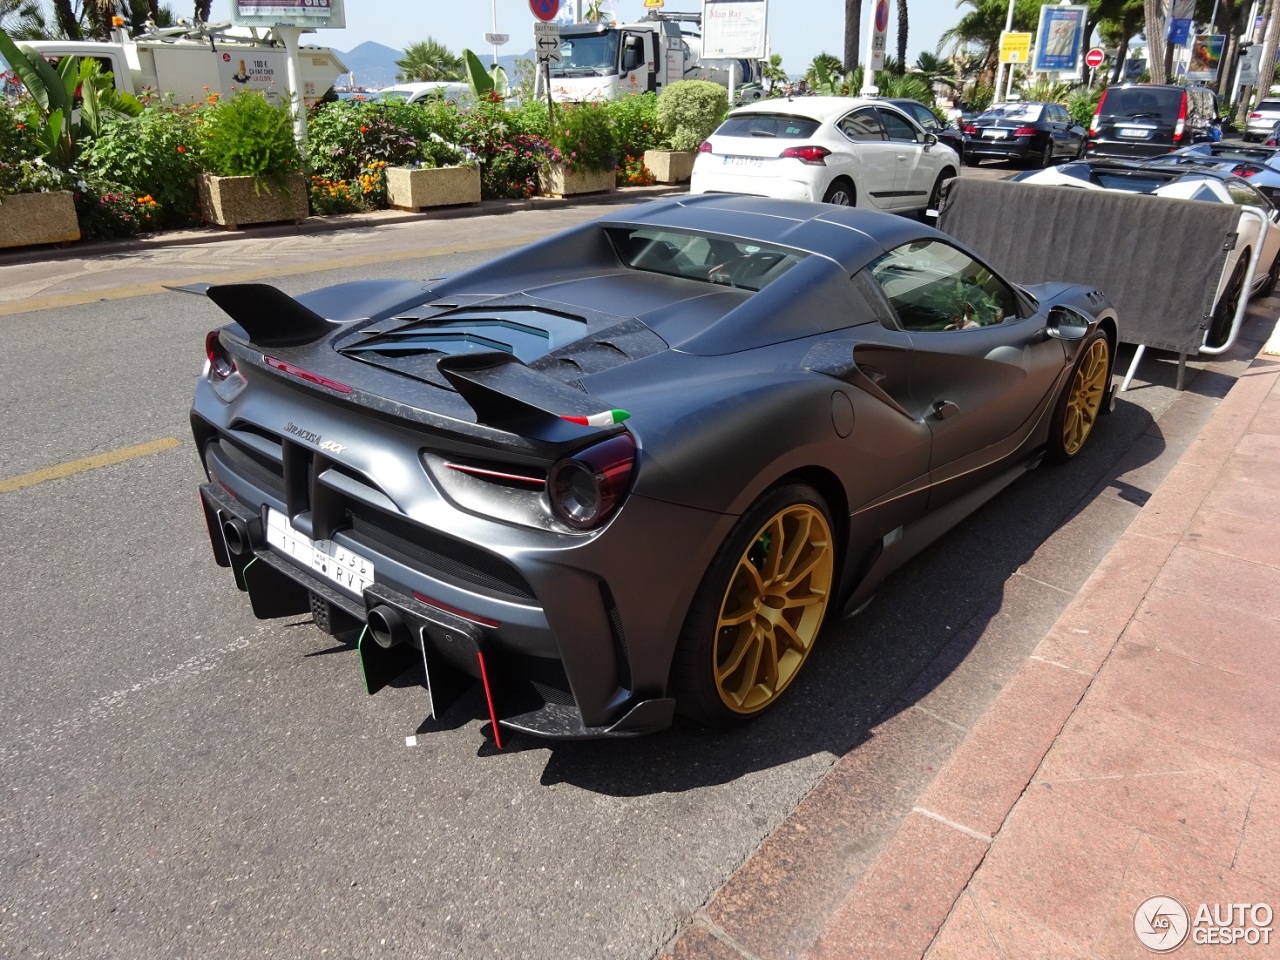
[534,21,561,64]
[484,32,510,45]
[1240,44,1261,85]
[529,0,559,23]
[999,31,1032,64]
[644,0,664,7]
[869,0,888,71]
[1085,47,1105,68]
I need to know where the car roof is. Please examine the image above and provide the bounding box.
[726,96,888,122]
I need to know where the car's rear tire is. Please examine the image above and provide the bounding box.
[1207,255,1248,348]
[1039,139,1055,167]
[670,484,836,725]
[1046,329,1111,463]
[927,171,953,215]
[822,179,855,206]
[964,152,980,167]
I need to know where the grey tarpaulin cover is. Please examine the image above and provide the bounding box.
[937,178,1240,355]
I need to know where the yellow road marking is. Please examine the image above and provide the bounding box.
[0,436,183,493]
[0,233,546,317]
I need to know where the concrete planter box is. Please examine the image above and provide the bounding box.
[386,165,481,211]
[198,173,307,229]
[643,149,696,183]
[538,163,615,198]
[0,191,80,248]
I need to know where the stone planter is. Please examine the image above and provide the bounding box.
[538,163,615,198]
[198,173,308,229]
[0,191,80,248]
[386,165,481,211]
[642,149,696,184]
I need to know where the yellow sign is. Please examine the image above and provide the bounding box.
[644,0,664,7]
[1000,31,1032,64]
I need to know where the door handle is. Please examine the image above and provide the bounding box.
[933,400,960,420]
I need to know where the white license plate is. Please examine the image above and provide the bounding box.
[266,508,375,597]
[722,155,764,167]
[1118,127,1152,138]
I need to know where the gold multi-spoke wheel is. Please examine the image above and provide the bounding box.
[1049,330,1111,463]
[672,485,836,724]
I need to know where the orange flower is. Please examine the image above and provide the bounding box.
[359,125,369,134]
[176,145,186,153]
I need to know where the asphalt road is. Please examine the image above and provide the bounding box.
[0,192,1268,960]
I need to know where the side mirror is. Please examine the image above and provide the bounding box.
[1046,306,1090,341]
[924,132,938,146]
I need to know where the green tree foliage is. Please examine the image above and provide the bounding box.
[194,90,300,190]
[0,0,45,39]
[395,38,464,82]
[656,79,727,151]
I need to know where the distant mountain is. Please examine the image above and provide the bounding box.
[335,41,537,91]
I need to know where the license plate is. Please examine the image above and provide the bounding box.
[1118,127,1152,138]
[266,508,375,597]
[983,130,1007,139]
[722,155,764,167]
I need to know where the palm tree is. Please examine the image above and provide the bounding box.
[844,0,861,72]
[0,0,46,38]
[50,0,80,38]
[896,0,908,74]
[914,51,958,89]
[396,38,464,83]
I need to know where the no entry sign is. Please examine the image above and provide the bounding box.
[1085,47,1105,68]
[530,0,559,22]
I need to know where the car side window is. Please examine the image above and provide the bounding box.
[839,108,885,141]
[910,103,938,130]
[879,109,920,143]
[865,239,1021,331]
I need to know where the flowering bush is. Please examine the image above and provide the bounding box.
[0,95,46,194]
[606,93,661,160]
[617,153,655,186]
[73,182,157,240]
[456,97,553,199]
[194,90,300,191]
[545,101,618,174]
[78,100,201,227]
[0,156,73,195]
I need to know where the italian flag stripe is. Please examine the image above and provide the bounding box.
[560,408,630,427]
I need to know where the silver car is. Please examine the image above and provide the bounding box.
[1244,97,1280,141]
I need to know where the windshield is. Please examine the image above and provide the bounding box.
[551,32,620,76]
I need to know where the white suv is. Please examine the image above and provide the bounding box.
[690,96,960,213]
[1245,98,1280,141]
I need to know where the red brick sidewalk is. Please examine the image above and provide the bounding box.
[662,341,1280,960]
[803,350,1280,958]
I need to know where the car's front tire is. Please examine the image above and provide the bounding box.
[1207,255,1248,347]
[670,484,836,725]
[1047,329,1111,463]
[822,179,855,205]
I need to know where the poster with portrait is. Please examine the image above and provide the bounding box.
[1032,4,1088,72]
[1188,35,1225,81]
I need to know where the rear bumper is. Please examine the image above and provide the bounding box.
[964,137,1036,161]
[199,481,679,740]
[1084,139,1172,159]
[690,165,819,202]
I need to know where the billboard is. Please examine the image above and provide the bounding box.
[701,0,768,59]
[1032,4,1088,72]
[231,0,346,29]
[1188,34,1225,81]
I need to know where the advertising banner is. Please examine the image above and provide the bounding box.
[701,0,768,59]
[1032,4,1087,72]
[999,31,1032,64]
[1168,18,1192,45]
[1188,35,1225,81]
[231,0,345,29]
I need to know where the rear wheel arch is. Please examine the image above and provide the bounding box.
[823,177,856,206]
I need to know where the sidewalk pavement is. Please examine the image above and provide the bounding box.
[664,335,1280,959]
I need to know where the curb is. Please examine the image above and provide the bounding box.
[0,184,686,268]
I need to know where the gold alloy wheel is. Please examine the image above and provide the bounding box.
[1062,337,1110,456]
[713,503,835,714]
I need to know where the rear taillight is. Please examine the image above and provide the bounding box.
[548,433,636,530]
[963,123,977,134]
[1013,126,1036,137]
[1250,112,1263,119]
[781,145,831,164]
[1090,96,1104,135]
[206,330,237,381]
[1173,93,1187,143]
[698,140,713,153]
[264,356,353,394]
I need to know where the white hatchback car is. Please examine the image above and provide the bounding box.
[690,96,960,213]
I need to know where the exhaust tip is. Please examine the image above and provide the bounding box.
[368,605,407,649]
[222,517,250,556]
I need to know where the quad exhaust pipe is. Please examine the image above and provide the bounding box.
[367,605,409,649]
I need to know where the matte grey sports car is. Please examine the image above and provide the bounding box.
[191,194,1118,743]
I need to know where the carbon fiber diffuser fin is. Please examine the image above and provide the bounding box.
[206,283,335,347]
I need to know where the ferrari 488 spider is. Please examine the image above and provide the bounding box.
[191,194,1118,741]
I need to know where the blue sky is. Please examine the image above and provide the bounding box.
[208,0,963,74]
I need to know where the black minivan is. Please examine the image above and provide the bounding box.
[1085,84,1220,159]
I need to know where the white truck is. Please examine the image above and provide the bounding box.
[15,20,347,107]
[544,11,762,102]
